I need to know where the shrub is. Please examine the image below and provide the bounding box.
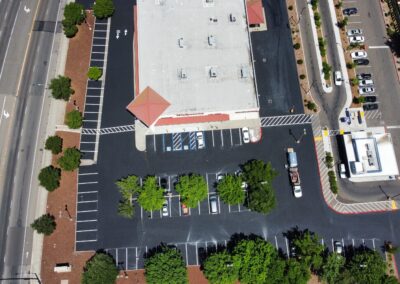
[314,12,321,27]
[297,59,304,65]
[306,101,317,111]
[350,77,359,86]
[293,43,301,49]
[353,96,365,104]
[87,66,103,81]
[322,61,332,80]
[299,74,306,80]
[328,170,338,194]
[49,76,74,101]
[31,214,56,235]
[311,0,318,10]
[93,0,115,19]
[346,62,355,69]
[335,1,342,9]
[325,152,334,168]
[62,3,85,38]
[58,147,81,171]
[337,17,348,29]
[318,37,326,57]
[45,135,63,154]
[65,110,83,129]
[38,166,61,191]
[288,5,293,10]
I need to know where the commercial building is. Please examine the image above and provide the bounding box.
[129,0,261,150]
[341,127,399,182]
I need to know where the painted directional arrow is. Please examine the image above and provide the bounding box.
[23,5,31,13]
[124,29,127,36]
[3,110,10,119]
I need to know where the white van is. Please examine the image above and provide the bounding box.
[209,196,218,214]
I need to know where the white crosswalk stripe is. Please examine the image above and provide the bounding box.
[261,114,313,127]
[82,124,135,135]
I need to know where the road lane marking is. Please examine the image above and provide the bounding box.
[0,96,6,126]
[368,45,389,49]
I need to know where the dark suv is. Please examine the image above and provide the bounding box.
[354,59,370,66]
[343,8,358,15]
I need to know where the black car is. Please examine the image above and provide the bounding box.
[363,103,379,111]
[357,73,372,80]
[364,96,377,103]
[354,59,370,66]
[343,7,358,15]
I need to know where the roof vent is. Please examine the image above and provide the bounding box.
[206,0,214,3]
[209,67,217,78]
[240,66,249,78]
[208,35,216,47]
[178,37,185,48]
[209,17,218,23]
[179,68,187,79]
[229,14,236,22]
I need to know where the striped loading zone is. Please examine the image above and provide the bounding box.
[189,132,197,150]
[81,125,135,135]
[173,133,182,151]
[261,114,313,127]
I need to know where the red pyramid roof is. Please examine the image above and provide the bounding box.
[127,87,170,126]
[247,0,265,25]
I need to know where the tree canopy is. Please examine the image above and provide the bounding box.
[293,231,325,271]
[285,259,311,284]
[203,250,238,284]
[87,66,103,81]
[49,76,74,101]
[65,110,83,129]
[322,253,345,284]
[247,182,276,214]
[348,250,387,284]
[45,135,63,155]
[58,147,81,171]
[242,160,278,187]
[232,238,285,284]
[175,174,208,208]
[138,176,165,211]
[117,200,134,218]
[145,245,188,284]
[116,175,140,199]
[93,0,115,19]
[82,253,119,284]
[62,3,85,38]
[216,174,245,205]
[31,214,56,235]
[38,166,61,191]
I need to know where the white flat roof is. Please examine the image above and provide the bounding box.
[136,0,258,116]
[342,128,399,178]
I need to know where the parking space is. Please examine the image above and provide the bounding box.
[75,169,100,250]
[103,235,381,270]
[147,128,246,153]
[134,173,250,221]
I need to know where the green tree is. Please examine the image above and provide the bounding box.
[87,66,103,81]
[65,110,83,129]
[285,259,311,284]
[175,174,208,208]
[293,231,325,271]
[145,245,188,284]
[322,61,332,80]
[82,253,119,284]
[348,250,387,284]
[45,135,63,155]
[31,214,56,235]
[138,176,165,211]
[242,160,278,187]
[203,250,238,284]
[117,200,134,218]
[38,166,61,191]
[232,238,285,284]
[217,174,245,205]
[247,183,276,214]
[58,147,81,171]
[62,3,85,38]
[116,175,140,200]
[93,0,115,19]
[322,253,345,284]
[49,76,74,101]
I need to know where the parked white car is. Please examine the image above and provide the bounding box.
[242,127,250,143]
[196,131,204,149]
[349,35,365,44]
[359,79,374,87]
[359,87,375,95]
[334,71,343,86]
[351,51,368,59]
[346,28,363,36]
[339,164,347,179]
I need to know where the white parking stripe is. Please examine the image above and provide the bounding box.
[230,129,233,146]
[76,239,97,243]
[78,181,98,185]
[77,219,97,223]
[76,229,97,233]
[78,172,98,176]
[185,243,188,265]
[368,46,389,49]
[77,200,97,204]
[285,237,290,258]
[220,130,224,147]
[274,236,279,250]
[212,130,215,147]
[195,242,199,265]
[78,190,98,194]
[77,209,98,213]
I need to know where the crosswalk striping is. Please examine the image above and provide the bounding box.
[82,124,135,135]
[261,114,313,127]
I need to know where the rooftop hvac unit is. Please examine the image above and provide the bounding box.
[209,67,217,78]
[240,67,249,78]
[178,37,185,48]
[229,14,236,22]
[208,35,216,47]
[179,69,187,79]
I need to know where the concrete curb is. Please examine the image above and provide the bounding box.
[307,1,333,94]
[325,0,353,122]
